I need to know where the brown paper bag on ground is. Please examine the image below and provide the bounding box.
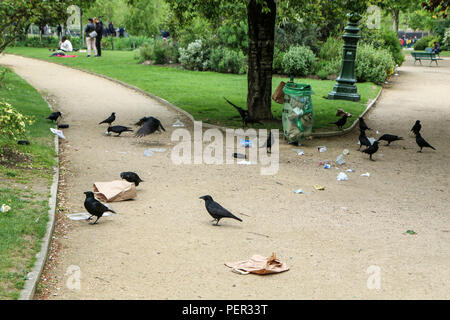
[93,180,137,202]
[225,253,289,275]
[272,81,286,104]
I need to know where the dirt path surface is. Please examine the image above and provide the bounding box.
[1,54,449,300]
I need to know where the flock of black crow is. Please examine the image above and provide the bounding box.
[46,105,435,225]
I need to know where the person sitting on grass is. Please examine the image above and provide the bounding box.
[58,36,73,52]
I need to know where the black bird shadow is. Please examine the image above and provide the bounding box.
[201,221,243,229]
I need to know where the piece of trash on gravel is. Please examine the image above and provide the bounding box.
[1,204,11,213]
[144,148,167,157]
[293,149,305,156]
[233,153,246,159]
[406,230,417,235]
[225,253,289,275]
[358,138,376,145]
[337,172,349,181]
[50,128,66,139]
[343,149,350,155]
[361,172,370,177]
[238,160,252,165]
[336,154,346,165]
[294,189,304,194]
[324,164,331,169]
[240,139,252,148]
[66,212,114,221]
[172,120,185,127]
[318,146,327,152]
[346,169,354,173]
[314,185,325,191]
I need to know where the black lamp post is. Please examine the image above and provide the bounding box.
[328,13,362,102]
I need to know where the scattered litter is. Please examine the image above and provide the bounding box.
[376,131,380,135]
[104,131,112,136]
[240,139,252,148]
[318,146,327,152]
[238,160,252,165]
[319,160,330,166]
[343,149,350,155]
[346,169,354,173]
[337,172,349,181]
[292,149,305,156]
[225,253,289,275]
[1,204,11,213]
[233,153,246,159]
[50,128,66,139]
[79,49,87,53]
[358,137,376,145]
[324,164,331,169]
[314,185,325,191]
[144,148,167,157]
[294,189,304,194]
[66,212,114,221]
[93,180,137,202]
[361,172,370,177]
[406,230,417,235]
[144,150,154,157]
[335,154,346,165]
[172,120,185,127]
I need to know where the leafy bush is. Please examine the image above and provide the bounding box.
[443,28,450,50]
[319,37,343,62]
[275,22,321,54]
[413,35,435,50]
[382,30,405,66]
[282,45,316,76]
[179,39,210,71]
[139,43,154,62]
[209,47,247,74]
[216,21,248,51]
[103,36,154,51]
[313,59,341,77]
[355,44,395,84]
[139,39,178,64]
[427,36,441,49]
[0,101,34,140]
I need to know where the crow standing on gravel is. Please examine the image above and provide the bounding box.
[359,130,372,150]
[362,140,379,161]
[415,132,436,152]
[83,191,116,225]
[107,125,133,136]
[359,116,371,131]
[99,112,116,125]
[377,134,403,146]
[120,172,144,186]
[135,117,166,138]
[224,97,263,127]
[411,120,421,135]
[331,114,350,130]
[199,195,243,226]
[47,111,62,122]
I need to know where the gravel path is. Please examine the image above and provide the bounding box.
[1,54,449,299]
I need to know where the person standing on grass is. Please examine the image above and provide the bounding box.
[94,17,103,57]
[85,18,97,58]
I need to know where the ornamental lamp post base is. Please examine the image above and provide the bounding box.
[328,83,361,102]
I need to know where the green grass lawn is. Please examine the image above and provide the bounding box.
[5,47,381,131]
[0,66,56,299]
[439,51,450,57]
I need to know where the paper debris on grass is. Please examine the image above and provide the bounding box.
[318,146,327,152]
[50,128,66,139]
[1,204,11,213]
[225,253,289,275]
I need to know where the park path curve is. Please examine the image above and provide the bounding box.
[1,54,449,299]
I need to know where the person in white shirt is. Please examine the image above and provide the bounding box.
[59,36,73,52]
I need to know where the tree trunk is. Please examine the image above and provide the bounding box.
[246,0,276,120]
[392,8,400,37]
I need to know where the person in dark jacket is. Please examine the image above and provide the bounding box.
[94,17,103,57]
[85,18,97,58]
[108,22,115,36]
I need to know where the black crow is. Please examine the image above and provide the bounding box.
[331,114,350,129]
[134,116,151,127]
[377,134,403,146]
[99,112,116,125]
[260,131,273,153]
[135,117,165,138]
[47,111,62,122]
[83,191,116,224]
[107,125,133,136]
[362,140,379,161]
[359,130,372,150]
[224,97,263,127]
[199,195,242,226]
[415,133,436,152]
[120,172,144,186]
[411,120,421,135]
[359,116,371,131]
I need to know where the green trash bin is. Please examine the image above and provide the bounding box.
[282,81,314,144]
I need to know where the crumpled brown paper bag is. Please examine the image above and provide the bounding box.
[225,253,289,275]
[93,180,136,202]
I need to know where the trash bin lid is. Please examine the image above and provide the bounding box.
[283,83,314,96]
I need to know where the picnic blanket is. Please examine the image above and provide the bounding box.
[57,54,78,58]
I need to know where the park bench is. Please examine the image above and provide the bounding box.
[411,51,443,66]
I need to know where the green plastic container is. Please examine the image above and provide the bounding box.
[282,81,314,143]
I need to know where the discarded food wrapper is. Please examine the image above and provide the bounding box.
[343,149,350,155]
[240,139,252,148]
[66,212,113,221]
[318,146,327,152]
[93,180,136,202]
[376,131,380,135]
[346,169,354,173]
[337,172,349,181]
[314,185,325,191]
[1,204,11,213]
[172,120,185,127]
[293,149,305,156]
[225,253,289,275]
[238,160,252,165]
[324,164,331,169]
[336,154,346,165]
[144,148,167,157]
[406,230,417,235]
[294,189,303,194]
[361,172,370,177]
[50,128,66,139]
